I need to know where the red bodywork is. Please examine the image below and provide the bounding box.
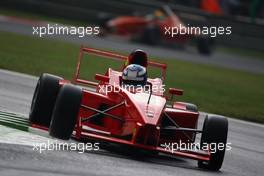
[105,6,195,44]
[32,46,210,161]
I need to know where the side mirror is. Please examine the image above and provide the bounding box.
[146,82,153,104]
[95,74,109,83]
[169,88,183,96]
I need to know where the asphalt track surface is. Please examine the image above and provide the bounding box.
[0,15,264,74]
[0,69,264,176]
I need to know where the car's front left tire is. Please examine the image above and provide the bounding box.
[49,84,82,140]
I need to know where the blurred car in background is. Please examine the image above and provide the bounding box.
[99,5,214,55]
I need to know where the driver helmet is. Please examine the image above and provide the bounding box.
[122,64,147,86]
[126,49,148,68]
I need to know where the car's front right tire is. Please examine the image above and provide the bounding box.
[29,73,62,128]
[198,115,228,171]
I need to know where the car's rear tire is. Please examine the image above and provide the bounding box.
[198,115,228,171]
[49,84,82,140]
[97,13,113,37]
[141,25,161,45]
[29,73,62,128]
[196,36,214,55]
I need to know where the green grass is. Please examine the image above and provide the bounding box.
[0,31,263,123]
[218,47,264,60]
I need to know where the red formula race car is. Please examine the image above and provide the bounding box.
[99,6,214,55]
[29,46,228,171]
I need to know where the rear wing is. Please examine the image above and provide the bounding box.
[73,46,167,86]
